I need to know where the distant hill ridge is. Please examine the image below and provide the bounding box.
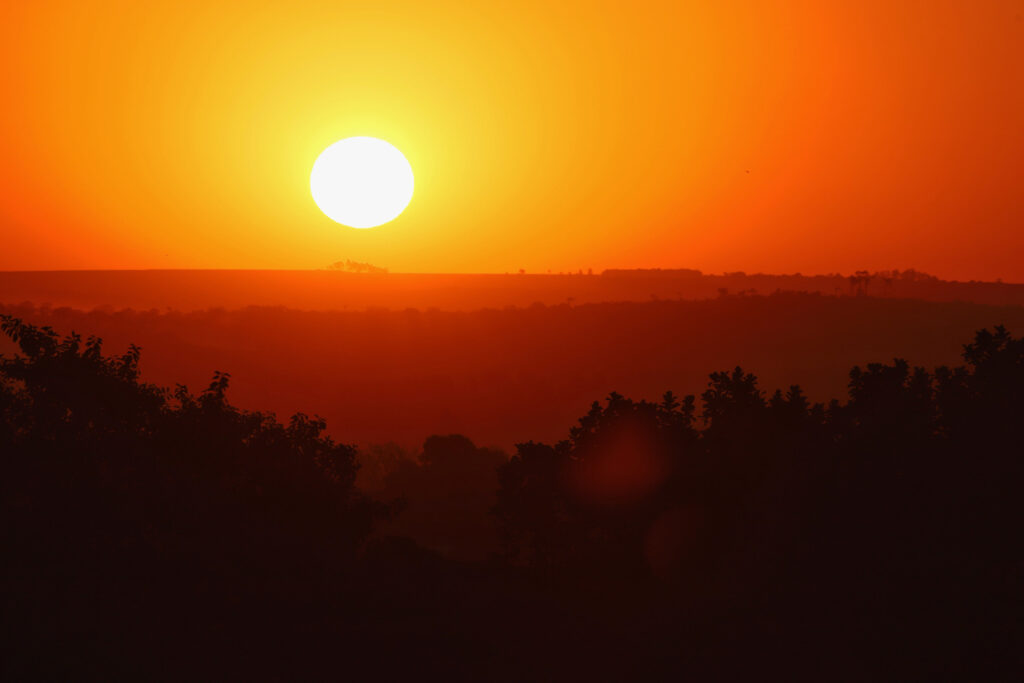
[1,268,1021,312]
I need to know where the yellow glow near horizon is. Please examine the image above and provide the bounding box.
[310,137,414,229]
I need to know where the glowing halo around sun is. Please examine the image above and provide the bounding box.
[310,137,414,228]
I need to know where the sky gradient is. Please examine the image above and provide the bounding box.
[1,1,1022,280]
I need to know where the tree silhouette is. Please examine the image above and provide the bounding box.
[1,315,383,677]
[3,314,1021,680]
[493,326,1023,677]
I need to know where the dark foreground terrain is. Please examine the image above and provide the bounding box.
[2,313,1022,680]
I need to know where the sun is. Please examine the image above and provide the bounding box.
[310,137,414,229]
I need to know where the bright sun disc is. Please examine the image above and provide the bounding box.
[310,137,414,228]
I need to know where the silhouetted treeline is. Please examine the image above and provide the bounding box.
[491,329,1023,677]
[3,315,1022,679]
[0,315,382,678]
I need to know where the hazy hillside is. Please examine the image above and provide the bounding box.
[4,292,1023,449]
[2,268,1023,312]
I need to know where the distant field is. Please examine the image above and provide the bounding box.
[4,293,1023,450]
[2,268,1023,311]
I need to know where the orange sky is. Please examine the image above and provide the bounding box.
[1,1,1021,280]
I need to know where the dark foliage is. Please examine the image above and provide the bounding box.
[365,435,507,561]
[0,315,381,679]
[495,326,1024,678]
[2,315,1022,680]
